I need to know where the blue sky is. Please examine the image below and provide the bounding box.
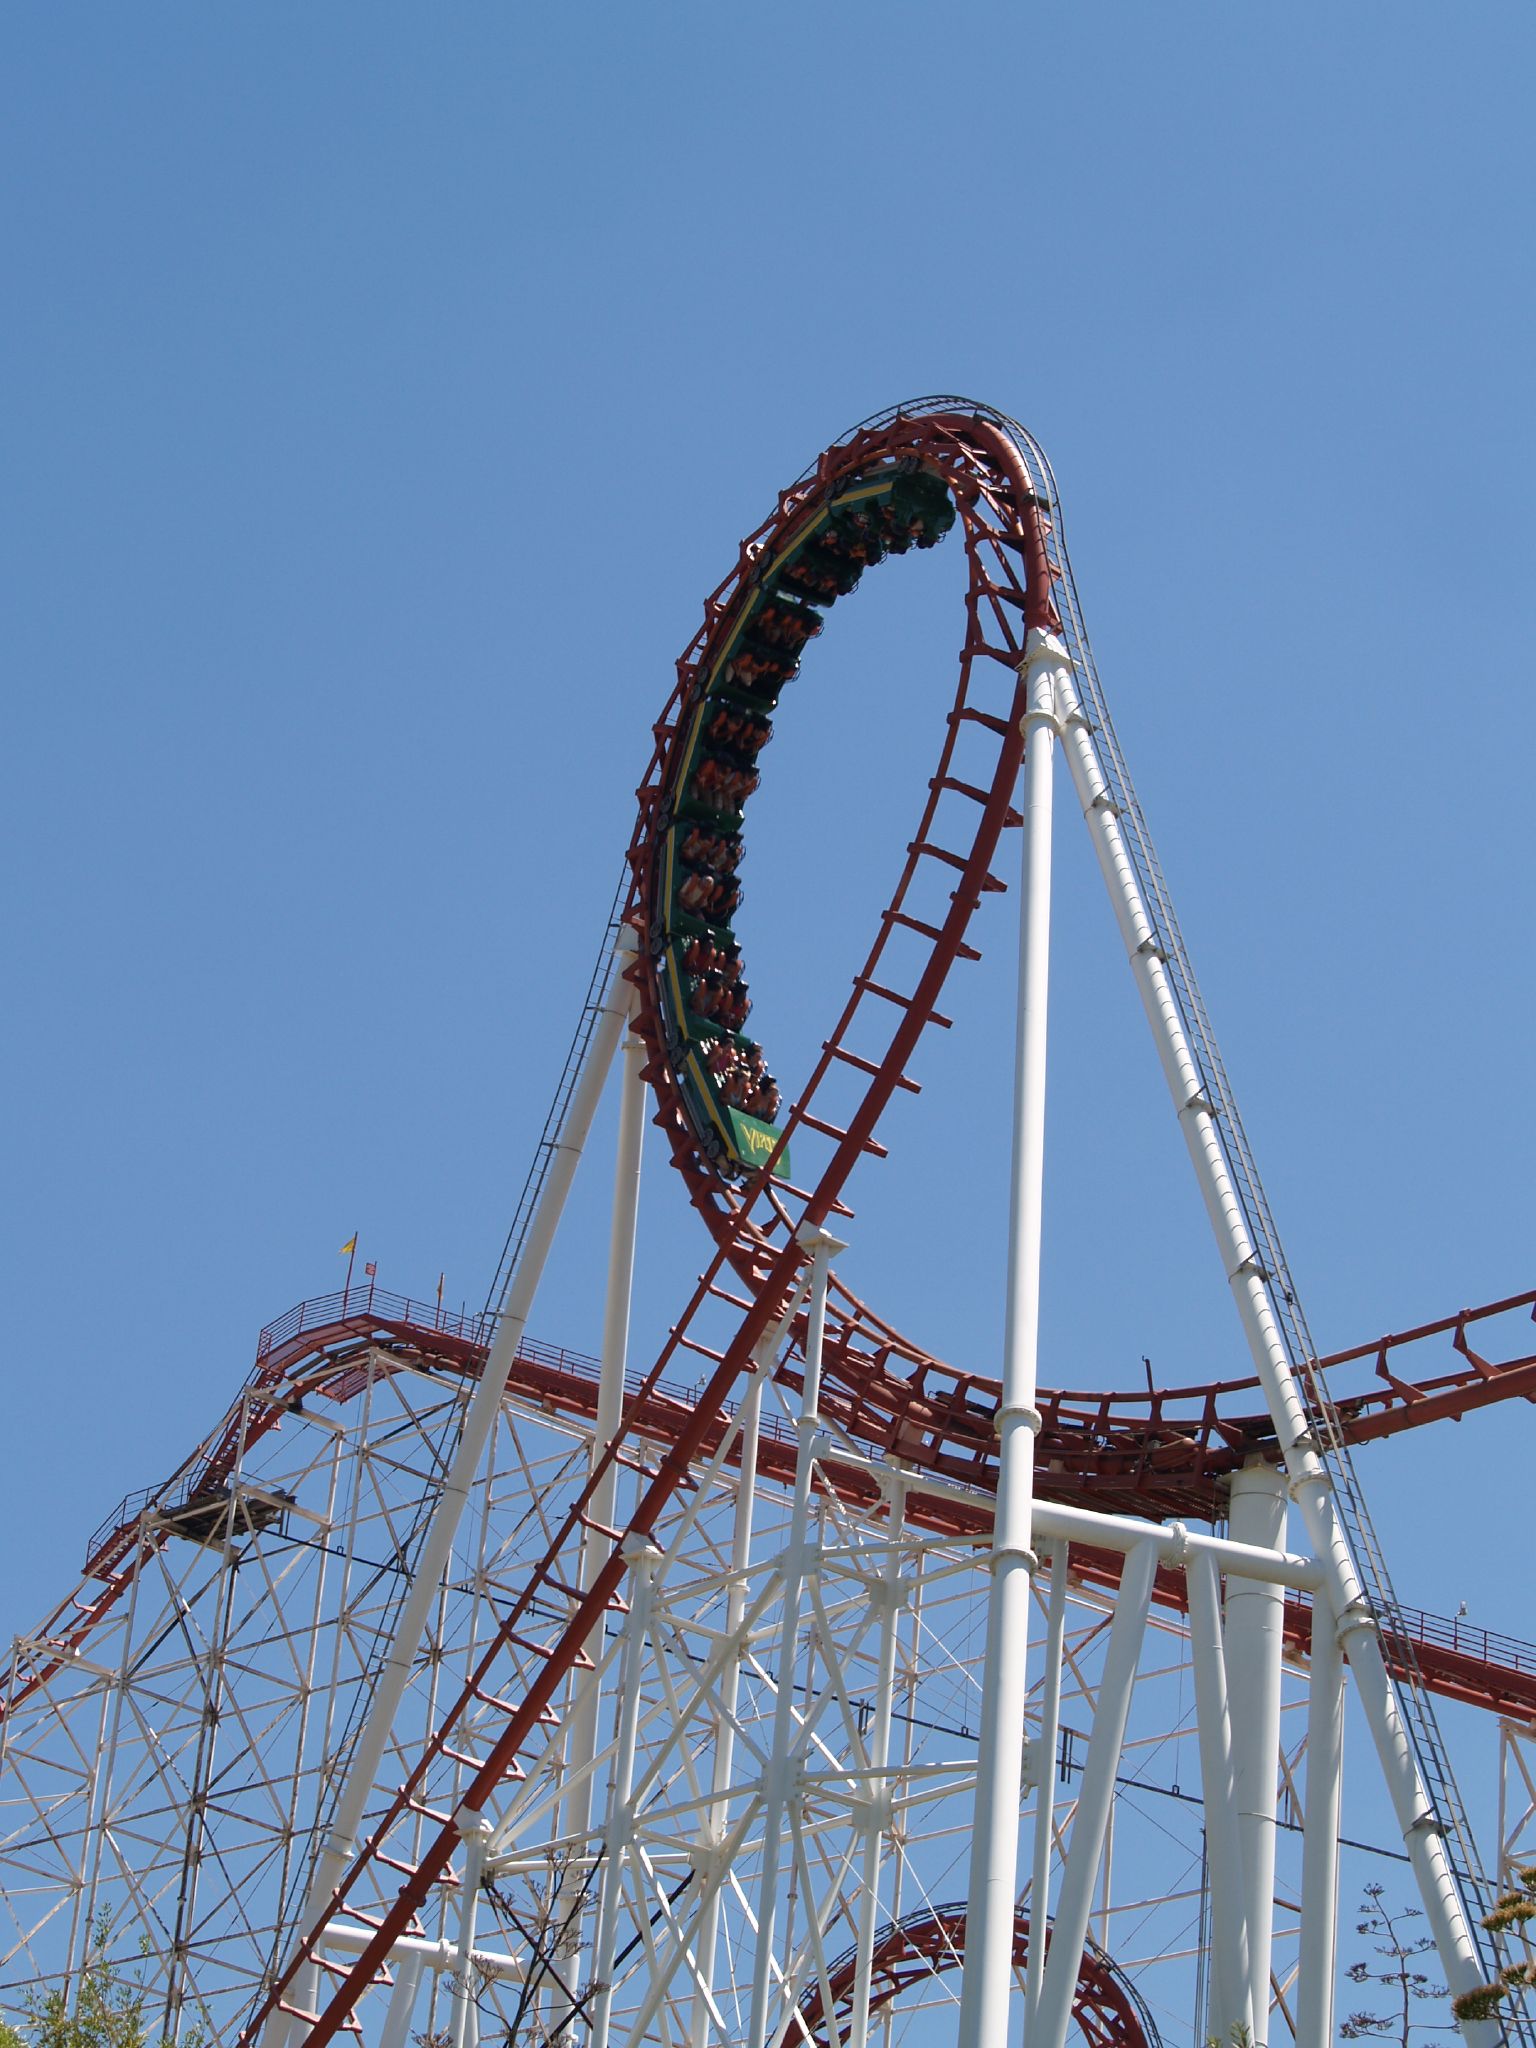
[3,0,1533,1955]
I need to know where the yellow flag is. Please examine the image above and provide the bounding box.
[339,1234,358,1256]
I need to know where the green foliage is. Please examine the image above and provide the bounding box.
[0,1919,185,2048]
[1450,1865,1536,2029]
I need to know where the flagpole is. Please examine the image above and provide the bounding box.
[343,1236,358,1309]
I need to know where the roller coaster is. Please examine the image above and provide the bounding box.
[1,399,1531,2048]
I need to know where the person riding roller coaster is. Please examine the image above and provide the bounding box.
[721,645,792,698]
[677,865,742,924]
[779,542,863,606]
[751,600,821,655]
[690,752,760,816]
[705,1036,779,1123]
[686,967,751,1033]
[680,824,741,876]
[661,468,957,1179]
[705,703,774,762]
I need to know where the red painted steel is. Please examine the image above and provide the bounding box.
[32,1288,1530,1745]
[210,397,1536,2040]
[785,1905,1156,2048]
[244,402,1063,2048]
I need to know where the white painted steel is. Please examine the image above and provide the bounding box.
[270,937,638,2048]
[590,1537,660,2048]
[847,1478,905,2048]
[1053,670,1496,2042]
[1187,1549,1253,2044]
[448,1814,491,2048]
[378,1954,424,2048]
[319,1924,526,1981]
[956,628,1064,2048]
[560,1014,648,1958]
[1033,1539,1158,2048]
[1025,1540,1068,2030]
[688,1339,769,2048]
[744,1225,844,2048]
[823,1440,1323,1591]
[1297,1588,1345,2047]
[1227,1461,1286,2043]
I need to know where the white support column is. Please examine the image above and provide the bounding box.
[1053,673,1497,2044]
[957,626,1066,2048]
[1034,1540,1157,2048]
[589,1534,660,2048]
[847,1483,906,2048]
[745,1224,844,2048]
[378,1952,424,2048]
[1226,1461,1286,2044]
[448,1814,491,2048]
[1025,1540,1069,2030]
[558,1017,647,1965]
[272,936,637,2047]
[1296,1589,1345,2048]
[1187,1549,1254,2046]
[689,1337,771,2048]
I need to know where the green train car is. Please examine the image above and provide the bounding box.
[650,465,955,1180]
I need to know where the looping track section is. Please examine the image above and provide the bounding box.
[625,399,1064,1455]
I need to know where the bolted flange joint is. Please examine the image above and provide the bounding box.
[994,1401,1043,1437]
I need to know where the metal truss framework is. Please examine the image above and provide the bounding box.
[4,1293,1533,2048]
[3,399,1533,2048]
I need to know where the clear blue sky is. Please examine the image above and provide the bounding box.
[3,0,1532,1897]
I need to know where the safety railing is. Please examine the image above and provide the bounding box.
[255,1282,496,1360]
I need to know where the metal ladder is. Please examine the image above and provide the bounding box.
[483,870,631,1317]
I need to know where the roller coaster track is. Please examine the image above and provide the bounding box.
[200,398,1515,2042]
[24,1284,1534,1741]
[789,1905,1164,2048]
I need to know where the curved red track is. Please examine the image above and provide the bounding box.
[786,1906,1159,2048]
[29,1284,1531,1736]
[33,395,1503,2044]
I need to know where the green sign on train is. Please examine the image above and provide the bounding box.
[728,1109,790,1181]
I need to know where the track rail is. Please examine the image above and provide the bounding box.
[787,1906,1161,2048]
[232,403,1065,2046]
[16,1283,1530,1735]
[16,1292,1536,1741]
[164,397,1514,2039]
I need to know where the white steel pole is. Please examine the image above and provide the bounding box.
[560,1017,647,1901]
[744,1223,844,2048]
[270,935,637,2047]
[448,1815,491,2048]
[847,1484,906,2048]
[1033,1539,1157,2048]
[1186,1549,1254,2045]
[378,1952,424,2048]
[1296,1589,1345,2048]
[1025,1540,1069,2030]
[589,1535,659,2048]
[689,1338,770,2048]
[1226,1461,1286,2044]
[957,626,1065,2048]
[1053,674,1497,2043]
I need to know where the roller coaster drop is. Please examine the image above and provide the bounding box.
[3,399,1533,2047]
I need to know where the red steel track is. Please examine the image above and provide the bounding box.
[32,1283,1535,1740]
[786,1906,1158,2048]
[236,399,1078,2047]
[64,395,1510,2043]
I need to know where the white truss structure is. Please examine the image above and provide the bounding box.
[3,403,1529,2048]
[1,1288,1347,2048]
